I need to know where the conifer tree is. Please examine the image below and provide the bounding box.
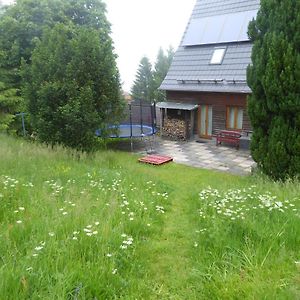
[247,0,300,180]
[0,81,23,131]
[131,56,154,102]
[153,46,174,102]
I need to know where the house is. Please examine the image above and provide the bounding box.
[122,91,133,103]
[159,0,260,139]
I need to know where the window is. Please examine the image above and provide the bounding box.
[226,106,243,130]
[210,48,226,64]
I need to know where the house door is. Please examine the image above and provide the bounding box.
[199,105,212,138]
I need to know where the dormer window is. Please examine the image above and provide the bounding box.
[210,47,226,64]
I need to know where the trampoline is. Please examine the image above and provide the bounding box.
[96,100,157,151]
[96,124,156,138]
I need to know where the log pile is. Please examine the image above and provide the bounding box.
[162,118,189,141]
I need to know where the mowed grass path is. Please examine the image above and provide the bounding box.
[0,134,299,299]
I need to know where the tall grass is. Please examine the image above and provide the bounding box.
[0,134,299,299]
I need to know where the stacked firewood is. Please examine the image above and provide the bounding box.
[162,118,188,140]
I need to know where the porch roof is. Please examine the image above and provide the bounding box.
[156,102,198,111]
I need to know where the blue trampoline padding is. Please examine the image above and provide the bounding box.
[96,124,157,138]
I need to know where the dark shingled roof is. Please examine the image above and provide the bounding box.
[160,0,260,94]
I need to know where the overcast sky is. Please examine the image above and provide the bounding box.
[2,0,196,92]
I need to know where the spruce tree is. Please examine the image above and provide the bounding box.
[131,56,154,102]
[0,81,23,132]
[247,0,300,180]
[153,46,174,102]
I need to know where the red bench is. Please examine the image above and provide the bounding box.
[216,130,241,149]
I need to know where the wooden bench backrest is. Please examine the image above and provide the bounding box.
[218,130,241,138]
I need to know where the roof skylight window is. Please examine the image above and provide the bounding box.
[210,48,226,64]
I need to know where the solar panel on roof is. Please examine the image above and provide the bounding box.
[182,10,258,46]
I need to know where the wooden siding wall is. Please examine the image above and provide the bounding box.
[166,91,252,135]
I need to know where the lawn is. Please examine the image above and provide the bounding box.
[0,134,299,299]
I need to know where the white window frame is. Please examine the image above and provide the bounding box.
[210,47,226,64]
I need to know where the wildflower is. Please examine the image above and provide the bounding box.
[19,207,25,211]
[95,222,100,226]
[84,228,91,232]
[72,236,78,240]
[26,267,33,271]
[86,232,93,236]
[112,268,117,275]
[62,212,68,215]
[35,246,43,251]
[92,231,98,235]
[16,220,22,224]
[86,225,92,229]
[49,232,55,237]
[194,242,198,247]
[106,253,112,257]
[32,253,38,257]
[147,223,151,227]
[156,206,165,213]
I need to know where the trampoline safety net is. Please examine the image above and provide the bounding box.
[96,100,157,138]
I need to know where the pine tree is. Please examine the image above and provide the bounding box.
[0,81,23,132]
[0,50,23,132]
[131,56,154,102]
[153,46,174,102]
[247,0,300,180]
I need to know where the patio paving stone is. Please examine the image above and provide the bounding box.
[152,138,256,175]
